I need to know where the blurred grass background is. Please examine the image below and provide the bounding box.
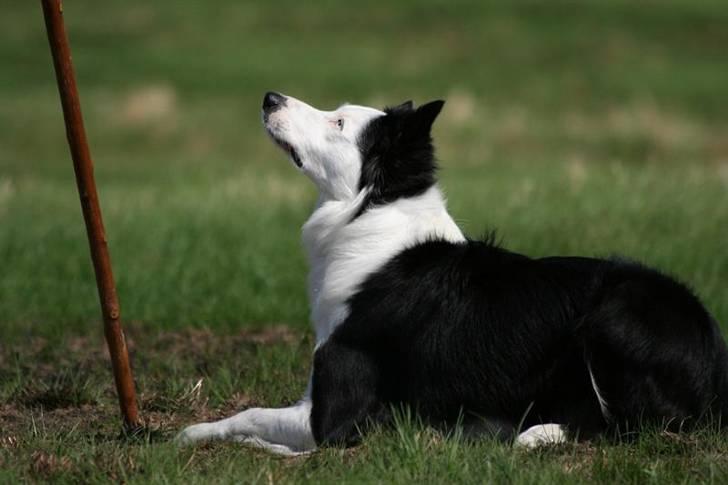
[2,1,728,483]
[2,0,726,340]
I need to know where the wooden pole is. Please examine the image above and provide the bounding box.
[41,0,141,430]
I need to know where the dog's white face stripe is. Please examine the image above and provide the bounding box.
[263,94,384,201]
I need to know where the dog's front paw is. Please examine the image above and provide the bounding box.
[515,424,566,449]
[175,423,219,446]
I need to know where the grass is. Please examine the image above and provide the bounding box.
[1,0,727,482]
[3,329,728,484]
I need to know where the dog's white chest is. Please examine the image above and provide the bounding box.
[302,186,465,345]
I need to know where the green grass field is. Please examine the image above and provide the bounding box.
[2,0,728,482]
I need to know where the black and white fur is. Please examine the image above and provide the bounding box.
[177,92,728,454]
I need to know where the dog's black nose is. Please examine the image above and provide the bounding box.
[263,91,286,112]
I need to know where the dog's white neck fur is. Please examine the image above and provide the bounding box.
[303,185,465,344]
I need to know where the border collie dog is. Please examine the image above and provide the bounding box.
[178,92,728,454]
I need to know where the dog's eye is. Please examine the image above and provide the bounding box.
[336,118,345,130]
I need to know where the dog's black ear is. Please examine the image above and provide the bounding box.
[413,100,445,132]
[395,100,414,111]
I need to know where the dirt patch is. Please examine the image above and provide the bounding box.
[0,325,307,441]
[17,387,96,410]
[139,324,301,354]
[31,451,73,479]
[443,89,477,125]
[239,325,300,345]
[121,84,178,124]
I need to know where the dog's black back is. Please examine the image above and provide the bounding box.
[311,238,728,446]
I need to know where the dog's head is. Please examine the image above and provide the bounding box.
[262,92,444,205]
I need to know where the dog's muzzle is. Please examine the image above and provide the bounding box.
[262,92,302,168]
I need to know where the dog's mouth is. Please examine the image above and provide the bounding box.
[268,131,302,168]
